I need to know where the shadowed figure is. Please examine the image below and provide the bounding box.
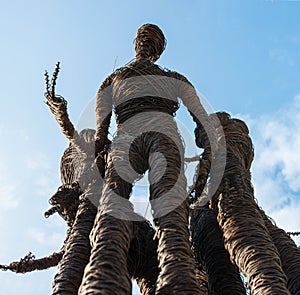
[194,112,293,295]
[79,24,213,295]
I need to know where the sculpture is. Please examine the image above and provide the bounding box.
[79,23,212,295]
[1,24,300,295]
[193,112,300,294]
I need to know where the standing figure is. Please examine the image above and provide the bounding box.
[195,112,292,295]
[79,24,212,295]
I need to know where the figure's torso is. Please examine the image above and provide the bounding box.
[110,60,180,124]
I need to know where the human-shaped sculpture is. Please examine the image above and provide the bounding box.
[193,112,297,294]
[79,24,213,295]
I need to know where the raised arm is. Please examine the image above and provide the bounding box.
[44,62,86,155]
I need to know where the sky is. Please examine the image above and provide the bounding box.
[0,0,300,294]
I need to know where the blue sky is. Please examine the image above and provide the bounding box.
[0,1,300,294]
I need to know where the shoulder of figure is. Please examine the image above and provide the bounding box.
[98,71,118,92]
[162,68,194,87]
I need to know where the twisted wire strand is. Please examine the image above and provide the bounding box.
[45,69,50,94]
[51,62,60,98]
[287,232,300,236]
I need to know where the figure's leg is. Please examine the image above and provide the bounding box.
[78,154,134,295]
[79,132,147,295]
[147,132,202,295]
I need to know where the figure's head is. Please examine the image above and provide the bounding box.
[45,182,82,226]
[134,23,166,62]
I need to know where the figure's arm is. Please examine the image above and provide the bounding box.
[171,71,214,150]
[95,75,113,155]
[44,62,86,154]
[169,72,219,203]
[0,251,63,273]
